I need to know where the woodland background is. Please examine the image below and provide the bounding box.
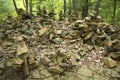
[0,0,120,26]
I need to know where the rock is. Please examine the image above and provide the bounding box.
[103,57,117,68]
[44,77,54,80]
[40,69,51,77]
[38,27,48,36]
[111,70,120,78]
[0,63,4,69]
[2,41,12,46]
[78,66,93,77]
[110,52,120,60]
[6,61,12,67]
[17,42,28,55]
[93,75,108,80]
[32,70,41,78]
[40,56,51,66]
[16,36,23,41]
[11,58,23,65]
[48,65,64,74]
[56,30,62,35]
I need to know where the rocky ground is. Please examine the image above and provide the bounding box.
[0,9,120,80]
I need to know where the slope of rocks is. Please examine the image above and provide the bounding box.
[0,9,120,80]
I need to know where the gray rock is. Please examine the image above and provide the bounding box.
[93,75,109,80]
[32,70,41,78]
[0,63,4,69]
[111,71,120,78]
[78,66,93,77]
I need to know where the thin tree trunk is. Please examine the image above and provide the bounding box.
[25,0,29,13]
[72,0,77,11]
[29,0,32,15]
[93,0,101,14]
[13,0,18,14]
[113,0,116,18]
[72,0,79,18]
[64,0,67,17]
[82,0,89,19]
[111,0,117,25]
[68,0,72,15]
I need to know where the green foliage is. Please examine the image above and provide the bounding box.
[0,0,120,26]
[0,0,15,23]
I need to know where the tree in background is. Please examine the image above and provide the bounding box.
[64,0,67,17]
[82,0,89,19]
[93,0,101,14]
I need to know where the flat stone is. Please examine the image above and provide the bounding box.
[103,57,117,68]
[2,41,12,46]
[40,69,51,77]
[48,65,64,74]
[93,75,109,80]
[6,61,12,67]
[78,75,91,80]
[40,56,51,65]
[38,27,48,36]
[78,66,92,77]
[44,77,54,80]
[11,58,23,65]
[17,42,28,55]
[111,71,120,78]
[32,70,41,78]
[56,30,62,34]
[0,63,4,69]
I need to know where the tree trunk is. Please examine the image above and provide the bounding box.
[72,0,77,11]
[68,0,72,15]
[29,0,32,15]
[111,0,117,25]
[113,0,116,18]
[13,0,18,14]
[93,0,101,14]
[72,0,79,17]
[82,0,89,19]
[64,0,67,17]
[25,0,29,13]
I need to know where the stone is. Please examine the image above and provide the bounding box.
[40,56,51,65]
[32,70,41,78]
[16,36,23,41]
[56,30,62,34]
[40,69,51,77]
[78,66,92,77]
[17,42,28,55]
[48,65,64,74]
[53,38,62,44]
[38,27,48,36]
[44,77,54,80]
[0,63,4,69]
[11,58,23,65]
[2,41,12,46]
[6,61,12,67]
[93,75,108,80]
[111,70,120,78]
[103,57,117,68]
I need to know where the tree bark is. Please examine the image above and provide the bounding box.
[64,0,67,17]
[25,0,29,13]
[113,0,116,18]
[13,0,18,14]
[111,0,117,25]
[68,0,72,15]
[72,0,79,17]
[82,0,89,19]
[29,0,32,15]
[93,0,101,14]
[72,0,77,11]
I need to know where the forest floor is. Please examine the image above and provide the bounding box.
[0,11,120,80]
